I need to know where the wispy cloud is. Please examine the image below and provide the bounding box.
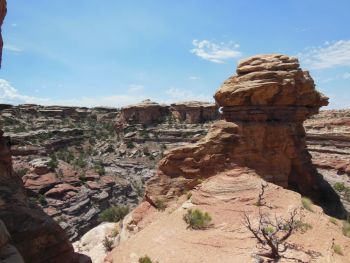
[128,84,144,92]
[190,39,241,64]
[3,44,23,53]
[343,72,350,79]
[0,79,149,107]
[300,40,350,69]
[165,87,212,102]
[188,76,199,81]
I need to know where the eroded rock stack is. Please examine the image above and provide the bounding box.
[145,54,341,210]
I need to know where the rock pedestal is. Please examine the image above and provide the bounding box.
[145,55,342,212]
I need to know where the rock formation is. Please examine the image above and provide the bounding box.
[145,54,344,215]
[170,101,218,124]
[117,100,218,127]
[0,0,6,68]
[119,100,169,125]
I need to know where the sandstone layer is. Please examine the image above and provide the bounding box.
[145,55,344,217]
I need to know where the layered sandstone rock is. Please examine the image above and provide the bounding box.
[170,101,218,124]
[0,0,6,68]
[119,100,169,125]
[145,54,343,215]
[0,129,90,263]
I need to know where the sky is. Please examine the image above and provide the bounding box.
[0,0,350,108]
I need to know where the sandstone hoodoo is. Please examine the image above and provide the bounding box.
[146,54,343,215]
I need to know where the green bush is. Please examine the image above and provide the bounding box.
[334,182,346,192]
[16,168,29,177]
[155,198,167,211]
[47,155,58,170]
[183,209,212,230]
[98,206,129,222]
[102,236,114,252]
[333,244,343,255]
[94,163,105,175]
[343,221,350,237]
[301,197,313,212]
[139,256,157,263]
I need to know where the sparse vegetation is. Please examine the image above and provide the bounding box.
[126,141,135,149]
[329,217,338,225]
[244,209,300,259]
[94,162,105,175]
[47,155,58,170]
[183,209,212,230]
[139,256,156,263]
[333,244,343,255]
[301,197,313,212]
[154,198,167,211]
[98,206,129,222]
[102,236,114,252]
[333,182,346,192]
[15,168,29,177]
[342,221,350,237]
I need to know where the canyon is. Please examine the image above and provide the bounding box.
[1,2,350,262]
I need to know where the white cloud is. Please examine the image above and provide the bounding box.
[300,40,350,69]
[188,76,199,81]
[3,44,22,53]
[165,87,212,102]
[343,72,350,79]
[0,79,149,107]
[190,39,241,64]
[128,84,144,92]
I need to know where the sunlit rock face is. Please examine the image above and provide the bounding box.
[145,54,341,208]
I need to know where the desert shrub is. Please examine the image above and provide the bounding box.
[333,244,343,255]
[74,154,87,168]
[47,155,58,170]
[38,194,47,206]
[139,256,154,263]
[329,217,338,225]
[94,162,105,175]
[301,197,313,212]
[102,236,114,252]
[342,221,350,237]
[98,206,129,222]
[334,182,346,192]
[154,198,167,211]
[16,168,29,177]
[294,220,312,233]
[183,209,212,230]
[126,141,135,149]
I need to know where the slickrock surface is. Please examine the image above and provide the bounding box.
[0,130,90,263]
[107,171,350,263]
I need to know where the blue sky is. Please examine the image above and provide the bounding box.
[0,0,350,108]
